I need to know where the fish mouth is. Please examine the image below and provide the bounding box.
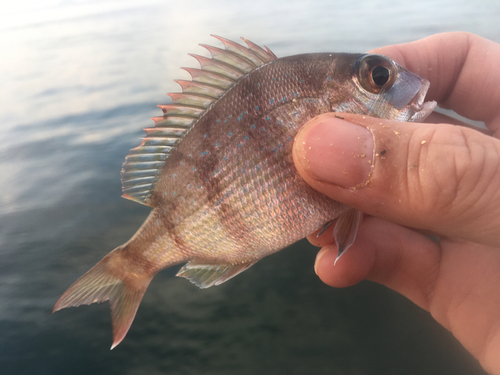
[408,79,437,122]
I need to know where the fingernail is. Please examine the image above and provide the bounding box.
[314,247,330,275]
[314,245,337,275]
[295,115,374,188]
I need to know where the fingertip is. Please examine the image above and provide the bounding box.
[314,217,442,312]
[314,236,376,288]
[307,221,339,247]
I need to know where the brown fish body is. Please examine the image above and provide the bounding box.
[127,54,360,270]
[53,37,436,348]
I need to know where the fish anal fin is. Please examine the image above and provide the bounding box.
[176,261,258,289]
[52,251,153,349]
[333,209,363,264]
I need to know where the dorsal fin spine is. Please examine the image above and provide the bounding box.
[181,67,235,89]
[151,116,194,127]
[264,46,277,59]
[174,79,225,98]
[188,54,243,80]
[211,35,267,65]
[157,104,205,118]
[121,36,277,206]
[242,37,277,61]
[199,44,257,72]
[175,79,228,93]
[167,93,214,108]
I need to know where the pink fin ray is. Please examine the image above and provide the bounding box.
[211,34,269,65]
[121,36,278,206]
[174,79,225,98]
[157,104,205,118]
[264,46,278,59]
[199,44,257,73]
[52,252,153,349]
[151,116,193,127]
[167,93,214,108]
[187,54,243,80]
[181,67,235,89]
[241,37,278,61]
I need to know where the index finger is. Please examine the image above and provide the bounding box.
[370,32,500,133]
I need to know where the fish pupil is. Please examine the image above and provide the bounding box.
[372,66,390,86]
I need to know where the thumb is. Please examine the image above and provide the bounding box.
[293,113,500,247]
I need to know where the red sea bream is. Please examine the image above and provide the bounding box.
[53,36,436,348]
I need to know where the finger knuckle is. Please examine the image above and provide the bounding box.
[406,126,498,220]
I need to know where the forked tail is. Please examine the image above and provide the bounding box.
[52,251,153,349]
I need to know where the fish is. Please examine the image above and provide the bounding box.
[53,35,437,348]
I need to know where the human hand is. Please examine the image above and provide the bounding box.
[292,32,500,373]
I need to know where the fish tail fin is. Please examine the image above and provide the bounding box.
[52,251,153,349]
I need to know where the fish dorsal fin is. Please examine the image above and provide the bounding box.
[121,36,277,206]
[176,260,258,288]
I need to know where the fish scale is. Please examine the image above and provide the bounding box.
[151,95,339,259]
[53,35,437,349]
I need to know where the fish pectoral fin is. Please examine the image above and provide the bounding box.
[333,209,363,264]
[176,261,258,289]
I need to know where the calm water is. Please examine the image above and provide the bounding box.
[1,1,499,374]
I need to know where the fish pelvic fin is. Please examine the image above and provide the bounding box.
[176,261,258,289]
[52,251,153,349]
[333,209,363,264]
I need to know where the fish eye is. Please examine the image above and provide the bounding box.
[356,54,397,93]
[371,66,390,86]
